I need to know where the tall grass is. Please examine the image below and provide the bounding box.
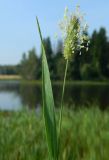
[0,107,109,160]
[36,3,90,159]
[36,17,72,160]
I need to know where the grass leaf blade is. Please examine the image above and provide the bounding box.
[36,17,58,160]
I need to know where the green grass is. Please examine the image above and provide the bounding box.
[0,107,109,160]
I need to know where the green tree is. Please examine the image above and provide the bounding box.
[20,53,28,79]
[69,52,81,80]
[97,28,109,78]
[88,28,109,79]
[20,48,38,80]
[81,30,101,80]
[42,37,55,79]
[55,40,65,80]
[27,48,38,80]
[37,55,42,80]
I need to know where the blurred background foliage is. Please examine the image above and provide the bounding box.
[0,27,109,81]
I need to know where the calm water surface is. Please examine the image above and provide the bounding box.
[0,80,109,111]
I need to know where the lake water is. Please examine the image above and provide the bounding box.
[0,80,109,111]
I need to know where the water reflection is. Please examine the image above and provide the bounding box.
[62,85,109,109]
[0,81,109,110]
[20,84,41,109]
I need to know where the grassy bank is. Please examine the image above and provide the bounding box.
[0,107,109,160]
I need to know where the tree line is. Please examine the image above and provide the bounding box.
[0,27,109,81]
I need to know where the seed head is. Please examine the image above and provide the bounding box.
[59,5,90,60]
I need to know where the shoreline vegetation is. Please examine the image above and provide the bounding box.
[0,107,109,160]
[0,75,109,86]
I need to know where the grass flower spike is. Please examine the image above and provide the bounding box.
[58,5,89,158]
[60,5,90,60]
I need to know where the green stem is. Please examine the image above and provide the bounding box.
[58,59,69,158]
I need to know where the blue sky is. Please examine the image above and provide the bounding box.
[0,0,109,65]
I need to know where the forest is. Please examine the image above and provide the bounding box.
[0,27,109,81]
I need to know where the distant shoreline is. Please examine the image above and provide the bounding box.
[0,75,21,80]
[0,75,109,85]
